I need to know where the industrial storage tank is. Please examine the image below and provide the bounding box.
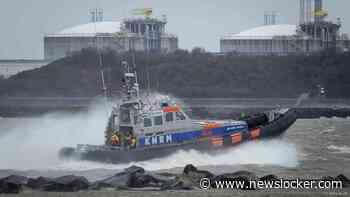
[44,18,178,61]
[220,24,325,56]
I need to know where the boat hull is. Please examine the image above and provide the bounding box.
[60,109,297,164]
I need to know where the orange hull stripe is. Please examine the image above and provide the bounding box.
[250,128,261,139]
[162,106,180,113]
[203,122,221,130]
[231,133,242,144]
[212,142,223,146]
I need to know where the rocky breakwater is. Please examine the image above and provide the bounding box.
[1,165,350,194]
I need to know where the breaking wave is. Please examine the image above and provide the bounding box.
[328,145,350,154]
[55,139,298,172]
[0,100,110,170]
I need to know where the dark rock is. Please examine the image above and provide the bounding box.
[321,176,335,181]
[91,166,146,190]
[0,175,28,194]
[183,164,197,175]
[125,165,145,174]
[27,176,52,189]
[259,174,279,182]
[128,172,177,188]
[182,164,214,185]
[161,177,194,190]
[2,175,28,185]
[335,174,350,187]
[216,171,257,181]
[0,180,22,194]
[157,172,177,177]
[128,173,159,188]
[42,175,89,192]
[92,166,180,190]
[91,172,130,190]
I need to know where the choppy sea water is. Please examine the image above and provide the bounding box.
[0,105,349,181]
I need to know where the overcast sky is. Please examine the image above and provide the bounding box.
[0,0,349,59]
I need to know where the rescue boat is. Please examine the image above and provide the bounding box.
[59,60,297,164]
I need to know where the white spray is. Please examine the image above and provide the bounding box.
[0,100,110,170]
[55,139,298,172]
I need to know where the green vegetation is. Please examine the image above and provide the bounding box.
[1,48,350,98]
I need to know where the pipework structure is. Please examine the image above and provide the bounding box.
[44,9,178,61]
[220,0,346,55]
[299,0,340,49]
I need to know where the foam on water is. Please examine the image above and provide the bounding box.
[0,101,298,171]
[328,145,350,154]
[54,139,298,172]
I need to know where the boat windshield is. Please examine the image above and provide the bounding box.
[165,112,174,122]
[144,117,152,127]
[154,115,163,126]
[120,108,131,124]
[175,111,186,120]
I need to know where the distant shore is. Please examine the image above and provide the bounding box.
[1,97,350,117]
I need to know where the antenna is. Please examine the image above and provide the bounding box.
[147,66,151,96]
[90,5,109,110]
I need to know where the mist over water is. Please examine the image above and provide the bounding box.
[0,101,298,171]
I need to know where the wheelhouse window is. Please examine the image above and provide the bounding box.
[165,112,173,122]
[144,118,152,127]
[134,115,138,125]
[120,108,131,124]
[175,112,186,120]
[154,116,163,126]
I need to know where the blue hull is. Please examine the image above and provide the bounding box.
[60,109,297,164]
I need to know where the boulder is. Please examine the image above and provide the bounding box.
[182,164,214,185]
[0,175,28,194]
[161,176,194,190]
[259,174,279,182]
[128,172,177,188]
[2,175,28,185]
[91,165,146,190]
[42,175,89,192]
[335,174,350,188]
[183,164,197,175]
[127,173,160,188]
[124,165,145,174]
[321,176,335,181]
[27,176,52,189]
[91,165,181,190]
[0,180,22,194]
[215,171,257,181]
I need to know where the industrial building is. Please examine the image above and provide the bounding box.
[44,9,178,61]
[220,0,348,55]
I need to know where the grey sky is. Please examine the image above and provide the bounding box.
[0,0,349,59]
